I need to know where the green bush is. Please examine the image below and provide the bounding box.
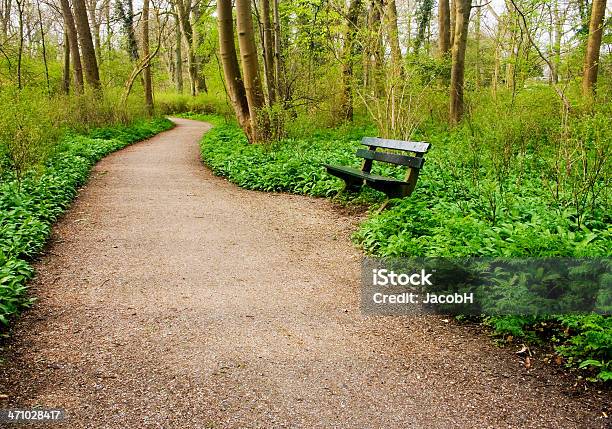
[0,118,173,329]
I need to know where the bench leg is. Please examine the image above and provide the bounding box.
[375,198,391,214]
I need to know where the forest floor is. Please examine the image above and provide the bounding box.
[0,118,609,428]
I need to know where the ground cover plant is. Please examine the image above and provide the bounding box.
[0,118,173,329]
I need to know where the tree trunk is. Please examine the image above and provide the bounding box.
[87,0,102,65]
[175,16,184,93]
[386,0,402,73]
[1,0,11,38]
[175,0,198,96]
[59,0,84,93]
[582,0,606,98]
[72,0,101,90]
[236,0,266,141]
[450,0,456,46]
[142,0,153,114]
[272,0,284,102]
[191,3,207,93]
[37,0,50,96]
[16,0,23,89]
[366,0,384,95]
[62,30,71,94]
[217,0,252,140]
[438,0,451,56]
[260,0,275,105]
[414,0,433,53]
[449,0,471,124]
[341,0,361,122]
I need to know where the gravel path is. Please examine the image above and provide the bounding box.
[0,118,609,428]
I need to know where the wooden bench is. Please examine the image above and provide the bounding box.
[324,137,431,199]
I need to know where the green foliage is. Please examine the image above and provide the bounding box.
[556,314,612,381]
[198,121,366,198]
[0,118,173,330]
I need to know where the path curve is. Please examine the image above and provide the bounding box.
[0,118,608,428]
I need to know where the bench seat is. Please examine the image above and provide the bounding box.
[324,165,412,198]
[324,137,430,200]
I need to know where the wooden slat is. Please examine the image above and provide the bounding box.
[355,149,425,168]
[361,137,430,153]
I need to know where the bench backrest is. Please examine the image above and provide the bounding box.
[357,137,430,174]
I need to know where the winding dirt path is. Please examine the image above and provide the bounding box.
[0,118,608,428]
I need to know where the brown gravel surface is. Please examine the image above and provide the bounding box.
[0,117,609,429]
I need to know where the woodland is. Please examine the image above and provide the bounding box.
[0,0,610,384]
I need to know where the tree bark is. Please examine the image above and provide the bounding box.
[37,0,50,96]
[86,0,102,65]
[143,0,153,114]
[72,0,101,90]
[175,15,184,93]
[341,0,361,122]
[386,0,403,77]
[62,30,71,94]
[236,0,266,140]
[175,0,198,96]
[366,0,383,95]
[1,0,11,38]
[217,0,252,140]
[59,0,84,93]
[438,0,451,56]
[582,0,606,97]
[260,0,275,105]
[191,3,207,93]
[272,0,284,102]
[449,0,471,124]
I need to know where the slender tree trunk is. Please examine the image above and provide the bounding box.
[1,0,11,38]
[341,0,361,122]
[260,0,275,105]
[582,0,606,98]
[236,0,266,140]
[550,0,562,84]
[474,0,481,88]
[175,16,184,93]
[36,0,50,96]
[192,3,207,93]
[87,0,102,65]
[142,0,153,113]
[449,0,471,124]
[366,0,383,95]
[72,0,101,89]
[217,0,252,140]
[16,0,23,89]
[62,30,71,94]
[450,0,456,46]
[60,0,84,93]
[175,0,198,96]
[385,0,403,79]
[272,0,284,102]
[438,0,451,56]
